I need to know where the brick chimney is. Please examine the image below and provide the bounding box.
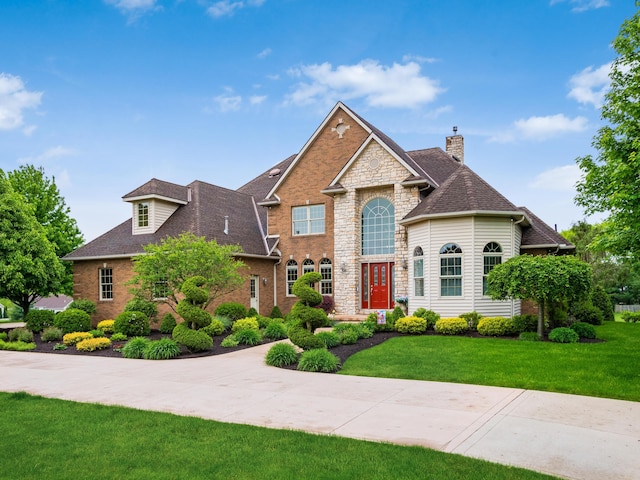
[446,126,464,164]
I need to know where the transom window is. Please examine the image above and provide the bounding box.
[440,243,462,297]
[138,202,149,227]
[413,246,424,297]
[483,242,503,295]
[320,258,332,295]
[286,260,298,296]
[361,198,395,255]
[292,205,325,236]
[99,268,113,300]
[302,258,315,276]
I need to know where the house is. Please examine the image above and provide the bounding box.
[32,294,73,313]
[65,102,572,321]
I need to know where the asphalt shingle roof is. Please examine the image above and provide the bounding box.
[122,178,189,203]
[520,206,573,249]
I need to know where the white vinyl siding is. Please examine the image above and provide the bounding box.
[132,199,180,235]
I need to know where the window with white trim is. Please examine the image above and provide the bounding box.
[320,258,332,295]
[153,280,170,300]
[413,246,424,297]
[483,242,503,295]
[361,198,395,255]
[302,258,315,275]
[286,260,298,296]
[99,268,113,300]
[292,205,325,236]
[440,243,462,297]
[137,202,149,227]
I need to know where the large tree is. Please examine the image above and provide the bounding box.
[0,171,66,315]
[7,165,84,294]
[487,255,592,337]
[129,232,246,312]
[575,10,640,260]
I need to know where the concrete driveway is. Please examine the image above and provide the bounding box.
[1,343,639,480]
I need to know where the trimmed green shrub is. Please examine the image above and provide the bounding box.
[144,338,181,360]
[395,316,427,334]
[53,343,67,351]
[265,343,298,367]
[591,285,614,322]
[570,322,597,339]
[110,332,127,342]
[247,307,258,317]
[9,327,34,343]
[621,311,640,323]
[297,349,341,373]
[121,337,151,359]
[519,332,541,342]
[232,317,260,333]
[548,327,579,344]
[124,298,158,321]
[435,317,468,335]
[220,335,239,347]
[89,329,105,338]
[114,311,150,337]
[97,320,115,333]
[356,322,374,339]
[172,322,212,352]
[333,323,359,335]
[477,317,516,337]
[160,313,177,334]
[269,306,284,319]
[234,328,262,346]
[54,308,91,334]
[391,306,405,321]
[339,329,358,345]
[366,311,396,332]
[176,277,212,329]
[0,332,6,341]
[287,325,325,351]
[215,302,247,321]
[254,315,271,329]
[77,337,111,352]
[512,314,539,333]
[213,315,232,330]
[459,311,482,330]
[315,331,340,348]
[572,303,604,325]
[0,339,36,351]
[202,318,225,337]
[412,308,440,330]
[40,326,63,342]
[25,309,55,333]
[67,299,96,315]
[263,321,288,340]
[63,331,93,346]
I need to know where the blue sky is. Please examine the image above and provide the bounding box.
[1,0,636,242]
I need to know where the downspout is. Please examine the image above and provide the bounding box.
[511,215,526,317]
[273,255,281,308]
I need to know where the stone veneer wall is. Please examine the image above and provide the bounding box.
[333,142,420,315]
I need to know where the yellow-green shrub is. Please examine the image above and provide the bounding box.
[231,317,260,333]
[434,317,468,335]
[395,316,427,334]
[76,337,112,352]
[477,317,517,336]
[63,331,93,346]
[97,319,115,333]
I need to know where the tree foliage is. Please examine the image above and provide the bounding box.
[129,232,245,311]
[487,255,592,337]
[575,10,640,260]
[0,171,66,316]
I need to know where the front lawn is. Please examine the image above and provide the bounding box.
[340,322,640,402]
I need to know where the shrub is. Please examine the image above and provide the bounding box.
[269,306,284,319]
[113,311,150,337]
[247,307,258,317]
[435,317,468,335]
[477,317,516,337]
[391,306,405,321]
[54,308,91,334]
[339,329,359,345]
[77,337,112,352]
[220,335,239,347]
[124,298,158,321]
[621,311,640,323]
[9,327,34,343]
[110,332,127,342]
[40,327,63,342]
[512,314,539,333]
[213,315,232,330]
[144,338,181,360]
[63,331,93,346]
[89,329,105,338]
[0,332,6,341]
[255,315,272,329]
[172,323,213,352]
[53,343,67,351]
[459,311,482,330]
[265,343,299,367]
[548,327,579,344]
[160,313,177,334]
[395,316,427,334]
[25,309,55,333]
[356,322,374,339]
[591,285,614,322]
[413,308,440,330]
[519,332,541,342]
[234,328,263,346]
[315,331,340,348]
[547,301,569,328]
[366,311,396,332]
[572,303,604,326]
[0,339,36,351]
[97,320,115,334]
[333,323,359,336]
[201,318,226,337]
[67,299,96,315]
[121,337,152,359]
[319,295,334,314]
[297,349,341,373]
[232,317,260,333]
[287,325,325,351]
[570,322,597,339]
[215,302,247,321]
[263,321,288,340]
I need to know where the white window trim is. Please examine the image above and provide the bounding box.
[292,204,325,236]
[99,268,113,301]
[439,243,463,297]
[286,260,298,297]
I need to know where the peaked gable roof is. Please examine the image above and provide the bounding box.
[520,206,574,251]
[122,178,189,204]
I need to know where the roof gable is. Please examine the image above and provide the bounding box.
[520,206,574,250]
[123,178,189,204]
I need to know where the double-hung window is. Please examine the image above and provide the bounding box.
[99,268,113,300]
[320,258,332,295]
[483,242,503,295]
[137,202,149,228]
[292,205,325,236]
[286,260,298,296]
[413,246,424,296]
[440,243,462,297]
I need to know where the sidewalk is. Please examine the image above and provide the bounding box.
[1,344,639,480]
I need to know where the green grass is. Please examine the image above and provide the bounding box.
[0,392,555,480]
[340,322,640,402]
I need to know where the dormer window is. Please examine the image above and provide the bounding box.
[137,202,149,228]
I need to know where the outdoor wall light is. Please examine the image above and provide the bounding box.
[341,263,347,273]
[262,277,268,285]
[402,259,408,270]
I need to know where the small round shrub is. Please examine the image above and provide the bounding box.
[159,313,177,334]
[621,311,640,323]
[412,308,440,330]
[572,303,604,326]
[215,302,247,321]
[269,306,284,319]
[265,343,298,367]
[40,326,63,342]
[569,322,597,340]
[355,322,374,339]
[77,337,111,352]
[54,308,91,334]
[297,349,341,373]
[395,316,427,334]
[315,331,340,348]
[366,312,396,332]
[53,343,67,351]
[512,314,539,333]
[459,311,482,330]
[201,318,226,337]
[518,332,541,342]
[234,328,263,346]
[67,299,97,315]
[435,317,468,335]
[172,323,213,352]
[339,329,358,345]
[477,317,516,337]
[213,315,232,330]
[247,307,258,317]
[121,337,151,359]
[144,338,181,360]
[548,327,579,344]
[25,309,55,333]
[391,306,405,321]
[232,317,260,333]
[9,327,34,343]
[114,311,150,337]
[255,315,272,329]
[0,332,6,341]
[263,321,288,340]
[97,319,115,333]
[124,298,158,321]
[287,325,325,351]
[63,331,93,346]
[110,332,127,342]
[89,329,105,338]
[220,335,239,347]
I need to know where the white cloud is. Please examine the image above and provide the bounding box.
[285,60,443,109]
[207,0,265,18]
[257,48,272,59]
[550,0,610,12]
[424,105,453,120]
[18,145,76,165]
[213,93,242,112]
[249,95,267,105]
[0,73,42,131]
[105,0,157,9]
[529,164,582,191]
[515,114,588,140]
[568,63,611,107]
[402,54,438,64]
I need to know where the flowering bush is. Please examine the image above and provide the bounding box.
[76,337,112,352]
[63,331,93,346]
[97,320,115,333]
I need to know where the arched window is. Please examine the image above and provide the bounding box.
[361,198,395,255]
[319,258,332,295]
[413,246,424,297]
[440,243,462,296]
[483,242,503,295]
[286,260,298,296]
[302,258,315,275]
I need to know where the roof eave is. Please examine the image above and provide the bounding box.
[399,210,530,226]
[123,194,188,205]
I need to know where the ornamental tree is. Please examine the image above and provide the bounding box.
[486,254,592,337]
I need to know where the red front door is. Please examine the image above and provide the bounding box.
[362,262,394,310]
